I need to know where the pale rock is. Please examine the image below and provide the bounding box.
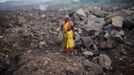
[74,32,81,42]
[83,51,94,57]
[39,41,46,48]
[111,16,124,28]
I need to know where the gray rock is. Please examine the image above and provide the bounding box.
[110,30,124,40]
[131,7,134,10]
[99,39,113,49]
[85,14,105,32]
[83,60,103,75]
[56,31,63,44]
[74,32,81,42]
[81,36,94,48]
[91,10,107,18]
[103,24,113,33]
[99,54,112,70]
[77,28,83,35]
[76,8,87,20]
[104,32,110,38]
[123,15,134,29]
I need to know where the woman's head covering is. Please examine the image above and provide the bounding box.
[65,15,70,19]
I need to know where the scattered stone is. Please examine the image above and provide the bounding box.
[56,31,63,44]
[39,41,46,48]
[99,39,113,49]
[41,14,46,18]
[0,36,3,38]
[91,10,107,18]
[75,8,87,20]
[27,50,32,53]
[99,54,112,70]
[103,24,113,33]
[81,36,94,48]
[131,7,134,10]
[83,51,94,57]
[110,30,124,41]
[74,32,81,42]
[104,32,110,38]
[86,14,105,32]
[83,60,103,75]
[111,16,124,28]
[123,16,134,29]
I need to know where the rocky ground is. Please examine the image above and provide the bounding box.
[0,4,134,75]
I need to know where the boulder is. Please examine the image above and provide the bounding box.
[74,28,83,35]
[83,51,94,57]
[131,7,134,10]
[104,32,110,39]
[106,10,128,19]
[123,15,134,29]
[99,54,112,70]
[74,32,81,42]
[103,24,113,33]
[111,16,124,28]
[85,14,105,32]
[99,39,113,49]
[39,41,46,48]
[83,60,103,75]
[91,10,107,18]
[56,31,63,44]
[110,30,124,41]
[0,36,4,39]
[81,36,94,48]
[85,6,107,18]
[75,8,87,20]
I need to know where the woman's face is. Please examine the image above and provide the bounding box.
[64,18,69,22]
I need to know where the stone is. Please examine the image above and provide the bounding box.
[0,36,3,39]
[56,27,61,32]
[131,7,134,10]
[39,41,46,48]
[57,31,63,44]
[110,30,124,40]
[83,51,94,57]
[111,16,124,28]
[123,15,134,29]
[85,14,105,32]
[41,14,46,18]
[74,32,81,42]
[99,54,112,70]
[104,32,110,38]
[77,28,83,35]
[81,36,94,48]
[91,10,107,18]
[75,8,87,20]
[83,60,103,75]
[99,39,113,49]
[103,24,113,33]
[106,9,128,19]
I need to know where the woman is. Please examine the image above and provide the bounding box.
[61,15,74,54]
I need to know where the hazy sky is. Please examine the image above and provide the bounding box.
[0,0,51,3]
[0,0,18,2]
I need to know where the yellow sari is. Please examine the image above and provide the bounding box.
[63,21,74,49]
